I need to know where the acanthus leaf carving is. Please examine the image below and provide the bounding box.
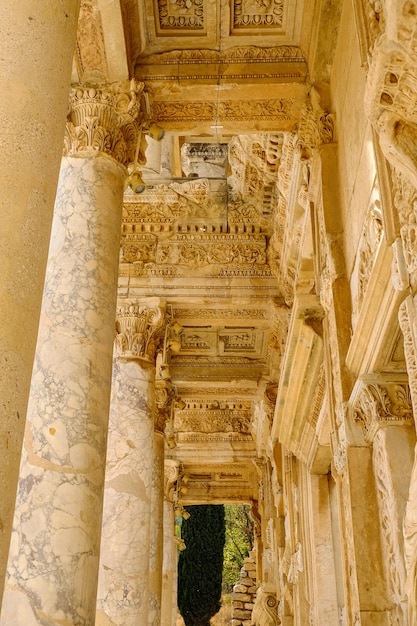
[64,80,144,166]
[115,301,164,362]
[353,381,412,442]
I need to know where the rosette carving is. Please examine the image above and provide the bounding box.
[64,80,144,166]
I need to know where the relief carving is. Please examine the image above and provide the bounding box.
[352,193,384,328]
[174,409,252,434]
[151,99,299,123]
[156,0,204,32]
[156,234,267,266]
[139,46,305,66]
[372,429,407,624]
[252,586,281,626]
[75,0,107,83]
[232,0,284,30]
[365,4,417,190]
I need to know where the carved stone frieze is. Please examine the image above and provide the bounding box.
[114,301,164,361]
[151,98,300,124]
[120,233,157,264]
[173,308,269,319]
[140,46,306,66]
[156,233,267,266]
[64,80,144,166]
[174,408,252,434]
[176,386,256,396]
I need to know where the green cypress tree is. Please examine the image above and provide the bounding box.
[178,504,226,626]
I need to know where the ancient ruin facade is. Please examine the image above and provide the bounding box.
[2,1,417,624]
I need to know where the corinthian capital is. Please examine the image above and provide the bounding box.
[296,88,335,161]
[114,300,164,362]
[352,376,412,442]
[64,79,145,166]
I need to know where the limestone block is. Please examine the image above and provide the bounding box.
[233,593,252,602]
[233,609,252,620]
[233,584,248,593]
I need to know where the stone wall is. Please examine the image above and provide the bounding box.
[231,550,257,626]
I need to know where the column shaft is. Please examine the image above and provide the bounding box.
[0,2,80,603]
[96,301,163,626]
[1,153,126,625]
[161,500,176,626]
[149,431,165,625]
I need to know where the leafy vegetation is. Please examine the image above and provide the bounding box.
[222,504,254,593]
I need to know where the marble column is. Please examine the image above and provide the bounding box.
[96,300,164,626]
[161,461,180,626]
[161,502,177,626]
[0,83,143,626]
[149,429,166,626]
[0,2,80,603]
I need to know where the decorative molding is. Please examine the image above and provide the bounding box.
[392,169,417,282]
[139,46,306,65]
[64,80,144,166]
[151,99,299,123]
[399,297,417,430]
[372,429,407,623]
[156,233,267,266]
[172,308,269,319]
[351,188,384,328]
[114,301,164,361]
[174,408,252,434]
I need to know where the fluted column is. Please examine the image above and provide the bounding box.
[1,83,143,626]
[96,300,164,626]
[0,2,80,604]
